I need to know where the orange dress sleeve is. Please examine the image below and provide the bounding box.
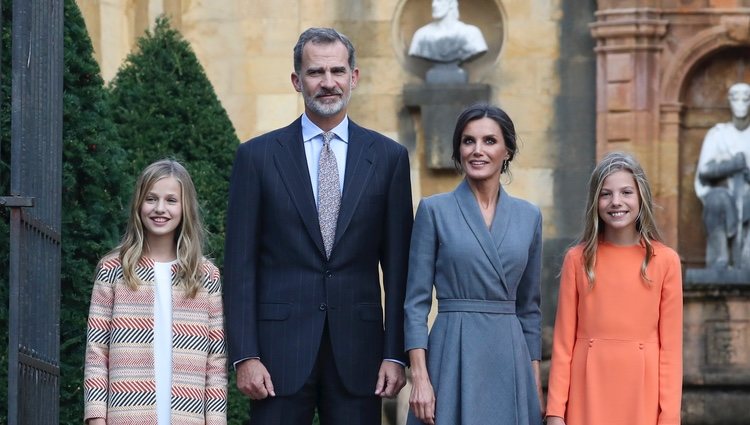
[656,249,683,425]
[546,248,580,419]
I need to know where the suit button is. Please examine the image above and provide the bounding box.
[319,303,328,311]
[325,270,333,278]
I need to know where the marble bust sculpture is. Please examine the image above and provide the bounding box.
[408,0,488,63]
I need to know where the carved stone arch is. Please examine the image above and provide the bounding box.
[662,16,750,104]
[658,16,750,266]
[661,27,735,104]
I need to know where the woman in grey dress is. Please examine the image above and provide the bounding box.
[405,104,543,424]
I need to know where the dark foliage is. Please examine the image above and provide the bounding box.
[0,1,12,422]
[1,1,130,424]
[1,8,243,424]
[58,1,130,423]
[107,16,243,423]
[107,16,238,267]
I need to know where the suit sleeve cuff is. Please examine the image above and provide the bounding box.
[233,356,259,370]
[384,358,405,367]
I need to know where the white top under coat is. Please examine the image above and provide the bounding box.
[154,260,176,424]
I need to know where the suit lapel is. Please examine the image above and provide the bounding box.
[454,179,509,291]
[272,118,326,257]
[333,121,375,248]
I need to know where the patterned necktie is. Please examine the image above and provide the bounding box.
[318,131,340,258]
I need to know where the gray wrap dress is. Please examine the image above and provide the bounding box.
[404,180,542,425]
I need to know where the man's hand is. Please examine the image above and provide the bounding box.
[374,360,406,398]
[236,358,276,400]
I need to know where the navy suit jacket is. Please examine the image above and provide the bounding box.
[224,117,413,396]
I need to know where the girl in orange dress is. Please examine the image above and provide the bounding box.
[546,152,682,425]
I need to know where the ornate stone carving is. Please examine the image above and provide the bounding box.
[706,320,749,366]
[722,15,750,43]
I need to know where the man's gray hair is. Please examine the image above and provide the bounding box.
[293,27,356,74]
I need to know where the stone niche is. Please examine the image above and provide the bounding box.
[592,3,750,424]
[393,0,504,169]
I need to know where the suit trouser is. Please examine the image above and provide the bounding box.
[248,322,382,425]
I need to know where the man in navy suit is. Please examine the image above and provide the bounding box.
[224,27,413,425]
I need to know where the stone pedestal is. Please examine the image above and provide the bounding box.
[682,273,750,425]
[403,83,491,169]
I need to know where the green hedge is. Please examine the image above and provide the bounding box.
[59,1,131,423]
[107,16,238,267]
[1,6,245,424]
[107,16,245,424]
[0,1,130,424]
[0,1,11,423]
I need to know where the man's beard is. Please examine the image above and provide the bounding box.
[303,87,351,117]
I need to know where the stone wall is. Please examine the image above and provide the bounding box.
[75,0,577,212]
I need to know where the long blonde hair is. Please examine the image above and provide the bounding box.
[579,152,662,286]
[111,159,206,297]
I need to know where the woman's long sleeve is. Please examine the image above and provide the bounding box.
[404,200,438,351]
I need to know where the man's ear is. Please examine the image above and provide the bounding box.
[351,68,360,89]
[291,73,302,92]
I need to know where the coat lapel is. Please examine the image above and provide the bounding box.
[454,179,509,291]
[272,118,327,257]
[333,120,375,249]
[490,187,512,256]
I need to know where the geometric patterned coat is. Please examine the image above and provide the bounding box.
[84,256,227,424]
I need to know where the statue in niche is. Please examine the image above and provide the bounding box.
[408,0,488,64]
[695,82,750,269]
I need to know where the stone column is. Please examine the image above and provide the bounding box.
[590,7,671,237]
[657,101,683,245]
[590,8,668,155]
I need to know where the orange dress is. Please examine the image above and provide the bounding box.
[546,241,682,425]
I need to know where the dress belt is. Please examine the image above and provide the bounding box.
[438,299,516,314]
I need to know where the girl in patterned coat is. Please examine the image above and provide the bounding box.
[84,159,227,424]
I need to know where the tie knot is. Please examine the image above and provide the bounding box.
[322,131,334,147]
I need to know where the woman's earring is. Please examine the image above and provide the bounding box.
[501,160,509,174]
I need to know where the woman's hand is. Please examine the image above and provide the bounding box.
[86,418,106,425]
[409,374,436,425]
[532,360,545,417]
[408,348,436,424]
